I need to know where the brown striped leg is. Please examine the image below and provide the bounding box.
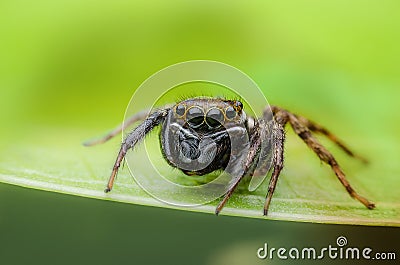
[294,114,368,163]
[287,113,375,209]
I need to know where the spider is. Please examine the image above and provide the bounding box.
[85,97,375,215]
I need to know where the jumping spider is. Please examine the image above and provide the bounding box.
[85,97,375,215]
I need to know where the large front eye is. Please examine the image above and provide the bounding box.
[206,108,224,128]
[186,106,204,128]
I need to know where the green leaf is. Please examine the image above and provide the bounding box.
[1,124,398,227]
[1,0,400,229]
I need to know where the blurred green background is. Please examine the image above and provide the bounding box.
[1,0,399,264]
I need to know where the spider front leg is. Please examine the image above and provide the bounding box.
[105,109,169,192]
[263,111,288,215]
[215,123,263,215]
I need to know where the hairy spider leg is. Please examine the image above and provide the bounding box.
[83,110,149,146]
[215,123,262,215]
[263,110,288,215]
[105,109,169,192]
[282,109,375,209]
[251,120,274,178]
[294,114,368,163]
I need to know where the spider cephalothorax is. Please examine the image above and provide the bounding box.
[161,98,248,176]
[85,97,375,215]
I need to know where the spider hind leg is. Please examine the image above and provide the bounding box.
[295,114,368,163]
[285,110,375,210]
[83,110,149,146]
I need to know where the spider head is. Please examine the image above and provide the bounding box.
[172,98,246,130]
[161,98,248,176]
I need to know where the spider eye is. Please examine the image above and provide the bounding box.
[206,108,224,128]
[225,106,236,120]
[186,106,204,128]
[175,104,186,117]
[234,101,243,110]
